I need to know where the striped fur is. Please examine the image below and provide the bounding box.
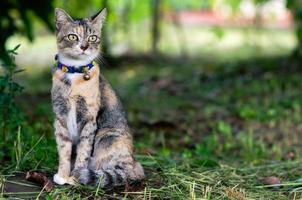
[51,8,144,188]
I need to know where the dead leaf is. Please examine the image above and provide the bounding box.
[26,171,54,192]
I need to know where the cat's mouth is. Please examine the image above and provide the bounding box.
[79,51,89,56]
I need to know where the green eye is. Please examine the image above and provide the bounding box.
[67,34,78,41]
[88,35,98,42]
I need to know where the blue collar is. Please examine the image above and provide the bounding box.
[57,61,95,73]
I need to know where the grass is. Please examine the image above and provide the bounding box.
[2,27,302,199]
[2,56,302,199]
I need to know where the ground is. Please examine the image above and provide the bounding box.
[1,28,302,199]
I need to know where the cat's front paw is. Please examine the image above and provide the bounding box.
[53,174,77,185]
[53,173,68,185]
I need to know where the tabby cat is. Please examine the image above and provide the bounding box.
[51,8,145,188]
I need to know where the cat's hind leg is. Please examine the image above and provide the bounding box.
[87,129,145,188]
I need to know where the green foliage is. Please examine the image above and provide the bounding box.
[287,0,302,56]
[223,0,241,13]
[165,0,203,11]
[0,0,54,60]
[109,0,151,22]
[0,45,24,141]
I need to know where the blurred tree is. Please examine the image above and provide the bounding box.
[151,0,161,54]
[166,0,203,10]
[287,0,302,57]
[0,0,54,62]
[101,0,110,56]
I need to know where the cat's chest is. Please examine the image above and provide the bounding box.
[68,76,100,141]
[67,100,78,141]
[53,68,100,141]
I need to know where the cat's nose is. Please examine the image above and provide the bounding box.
[80,45,89,51]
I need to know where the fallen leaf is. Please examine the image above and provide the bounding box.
[26,171,54,192]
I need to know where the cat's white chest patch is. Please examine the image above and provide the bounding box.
[66,73,80,81]
[67,104,78,142]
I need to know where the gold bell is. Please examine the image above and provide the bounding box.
[83,67,89,73]
[83,73,90,80]
[62,66,68,72]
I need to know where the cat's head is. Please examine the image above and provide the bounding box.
[55,8,107,62]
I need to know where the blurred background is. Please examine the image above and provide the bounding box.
[2,0,302,198]
[2,0,299,67]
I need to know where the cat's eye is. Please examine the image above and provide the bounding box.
[67,34,78,41]
[88,35,98,42]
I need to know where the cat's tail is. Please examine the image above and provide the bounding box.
[77,162,145,188]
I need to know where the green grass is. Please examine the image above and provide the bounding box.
[2,26,302,199]
[2,55,302,199]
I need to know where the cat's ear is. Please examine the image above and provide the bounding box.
[55,8,73,30]
[91,8,107,30]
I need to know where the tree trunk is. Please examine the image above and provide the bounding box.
[151,0,160,55]
[171,11,188,58]
[287,1,302,58]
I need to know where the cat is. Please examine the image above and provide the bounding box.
[51,8,145,188]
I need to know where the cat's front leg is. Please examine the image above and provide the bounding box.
[53,119,75,185]
[72,120,96,184]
